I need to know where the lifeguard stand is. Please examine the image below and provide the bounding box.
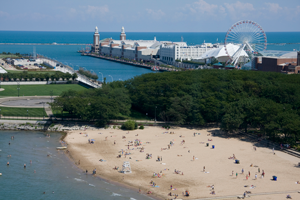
[121,161,132,174]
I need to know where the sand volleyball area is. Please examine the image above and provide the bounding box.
[64,126,300,199]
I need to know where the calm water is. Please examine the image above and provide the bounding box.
[0,131,153,200]
[0,31,300,82]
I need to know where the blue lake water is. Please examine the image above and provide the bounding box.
[0,31,300,82]
[0,131,153,200]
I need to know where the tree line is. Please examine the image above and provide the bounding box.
[0,71,78,82]
[78,68,98,80]
[51,69,300,146]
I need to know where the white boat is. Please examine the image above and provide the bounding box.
[56,146,67,150]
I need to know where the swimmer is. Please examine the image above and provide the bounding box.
[7,162,9,166]
[24,164,26,168]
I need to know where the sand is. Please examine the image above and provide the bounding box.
[64,126,300,199]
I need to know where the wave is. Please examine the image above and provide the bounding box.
[89,184,95,187]
[74,178,86,182]
[130,198,137,200]
[111,192,122,197]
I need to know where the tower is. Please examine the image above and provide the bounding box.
[120,27,126,41]
[93,26,100,53]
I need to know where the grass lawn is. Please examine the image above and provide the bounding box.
[0,55,21,59]
[0,84,88,97]
[0,107,47,117]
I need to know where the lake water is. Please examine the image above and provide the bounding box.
[0,31,300,82]
[0,131,154,200]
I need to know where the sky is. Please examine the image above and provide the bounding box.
[0,0,299,32]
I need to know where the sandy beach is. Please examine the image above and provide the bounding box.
[64,126,300,199]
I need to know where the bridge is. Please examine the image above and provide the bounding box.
[40,57,101,88]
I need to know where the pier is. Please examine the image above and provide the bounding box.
[0,43,89,45]
[81,53,178,72]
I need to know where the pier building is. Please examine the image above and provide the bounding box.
[92,26,100,53]
[91,27,218,64]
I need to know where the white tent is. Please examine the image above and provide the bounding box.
[194,44,248,63]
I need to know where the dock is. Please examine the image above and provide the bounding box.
[82,53,178,72]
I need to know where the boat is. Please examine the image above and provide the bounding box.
[56,146,67,150]
[151,66,159,71]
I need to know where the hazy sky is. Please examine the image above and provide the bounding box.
[0,0,299,32]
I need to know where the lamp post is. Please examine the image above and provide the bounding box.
[50,90,53,103]
[108,75,113,82]
[146,113,148,124]
[155,106,157,124]
[17,81,20,97]
[98,72,103,82]
[27,110,28,119]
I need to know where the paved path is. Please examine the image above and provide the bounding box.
[0,96,55,108]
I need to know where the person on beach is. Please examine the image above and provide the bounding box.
[30,160,32,164]
[7,162,9,166]
[236,172,238,178]
[170,185,173,190]
[114,140,116,145]
[258,168,260,173]
[242,168,244,174]
[86,169,88,174]
[203,166,205,172]
[193,156,195,161]
[9,142,10,145]
[255,174,257,180]
[246,175,248,180]
[248,171,250,177]
[78,160,80,165]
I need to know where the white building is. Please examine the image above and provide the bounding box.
[159,42,217,65]
[97,27,169,61]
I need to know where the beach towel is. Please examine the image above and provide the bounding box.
[205,172,210,173]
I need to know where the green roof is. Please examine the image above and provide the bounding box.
[225,65,235,68]
[213,63,223,66]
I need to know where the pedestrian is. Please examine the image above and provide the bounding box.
[246,175,248,180]
[193,156,195,161]
[255,174,257,180]
[203,166,205,172]
[24,164,26,168]
[248,171,250,177]
[170,185,172,190]
[242,168,244,174]
[236,172,238,178]
[258,168,260,173]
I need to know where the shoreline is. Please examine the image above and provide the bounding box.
[63,126,300,200]
[62,137,164,200]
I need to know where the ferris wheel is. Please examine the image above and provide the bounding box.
[224,20,267,67]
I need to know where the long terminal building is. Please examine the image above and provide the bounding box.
[91,26,218,65]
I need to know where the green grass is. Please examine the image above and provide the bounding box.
[0,107,47,117]
[0,84,88,97]
[0,55,21,59]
